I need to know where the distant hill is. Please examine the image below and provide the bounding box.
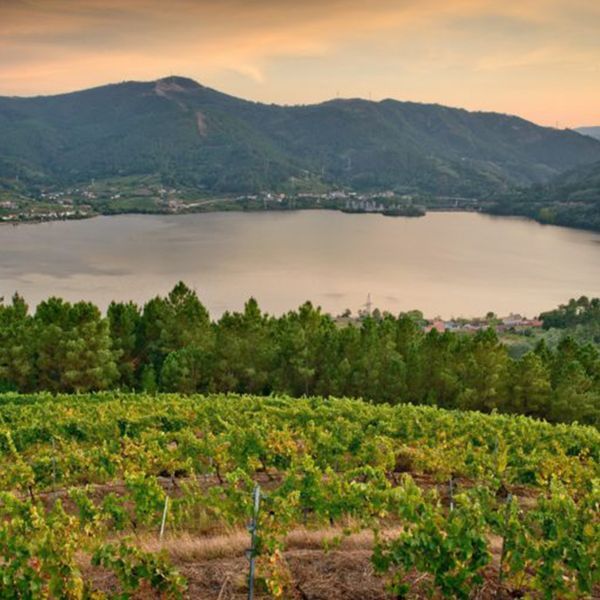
[489,159,600,230]
[2,76,600,197]
[576,126,600,141]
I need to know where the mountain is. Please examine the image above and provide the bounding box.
[576,126,600,141]
[2,76,600,196]
[489,159,600,230]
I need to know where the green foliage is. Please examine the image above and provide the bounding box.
[2,76,600,198]
[1,393,598,493]
[497,480,600,599]
[139,282,209,356]
[505,352,551,417]
[160,346,211,393]
[211,298,276,395]
[540,296,600,333]
[490,161,600,231]
[0,495,86,599]
[125,473,166,527]
[0,293,34,391]
[107,301,141,389]
[92,541,186,599]
[373,481,491,598]
[0,393,599,598]
[1,285,599,426]
[34,298,118,393]
[140,363,158,394]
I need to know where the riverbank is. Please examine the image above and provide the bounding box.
[0,185,478,225]
[2,190,599,234]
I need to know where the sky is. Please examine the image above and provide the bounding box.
[0,0,599,127]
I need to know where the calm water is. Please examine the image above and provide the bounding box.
[1,211,599,318]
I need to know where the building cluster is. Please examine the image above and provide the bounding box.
[0,208,92,223]
[344,199,386,212]
[39,190,65,201]
[319,190,398,201]
[256,190,402,203]
[40,190,81,203]
[424,314,544,334]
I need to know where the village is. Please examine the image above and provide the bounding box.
[335,295,545,335]
[423,314,544,334]
[0,179,488,223]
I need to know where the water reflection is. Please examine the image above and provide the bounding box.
[1,211,599,318]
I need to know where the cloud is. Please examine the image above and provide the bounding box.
[0,0,598,126]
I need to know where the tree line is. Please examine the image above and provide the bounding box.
[540,296,600,331]
[1,282,598,426]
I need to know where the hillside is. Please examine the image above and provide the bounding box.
[489,159,600,230]
[2,76,600,197]
[576,126,600,140]
[1,392,598,599]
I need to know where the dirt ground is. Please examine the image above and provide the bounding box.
[84,527,516,600]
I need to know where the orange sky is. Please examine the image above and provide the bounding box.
[1,0,599,127]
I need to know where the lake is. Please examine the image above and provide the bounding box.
[1,210,599,318]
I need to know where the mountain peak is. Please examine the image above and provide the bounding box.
[154,76,201,94]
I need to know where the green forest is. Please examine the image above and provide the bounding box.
[2,77,600,199]
[489,160,600,231]
[1,283,598,427]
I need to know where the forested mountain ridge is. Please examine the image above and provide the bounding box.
[2,76,600,196]
[489,159,600,230]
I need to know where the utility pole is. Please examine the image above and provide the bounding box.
[364,293,372,316]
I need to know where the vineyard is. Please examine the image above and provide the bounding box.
[0,392,598,599]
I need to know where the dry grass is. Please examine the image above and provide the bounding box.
[140,525,407,564]
[141,530,248,562]
[83,527,528,599]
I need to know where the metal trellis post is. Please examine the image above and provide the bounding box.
[247,484,261,600]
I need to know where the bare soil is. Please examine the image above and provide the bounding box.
[83,527,517,600]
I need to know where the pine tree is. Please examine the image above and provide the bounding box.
[160,346,211,393]
[107,301,142,389]
[0,293,34,391]
[506,352,551,417]
[35,299,118,392]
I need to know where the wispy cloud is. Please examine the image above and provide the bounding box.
[0,0,598,126]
